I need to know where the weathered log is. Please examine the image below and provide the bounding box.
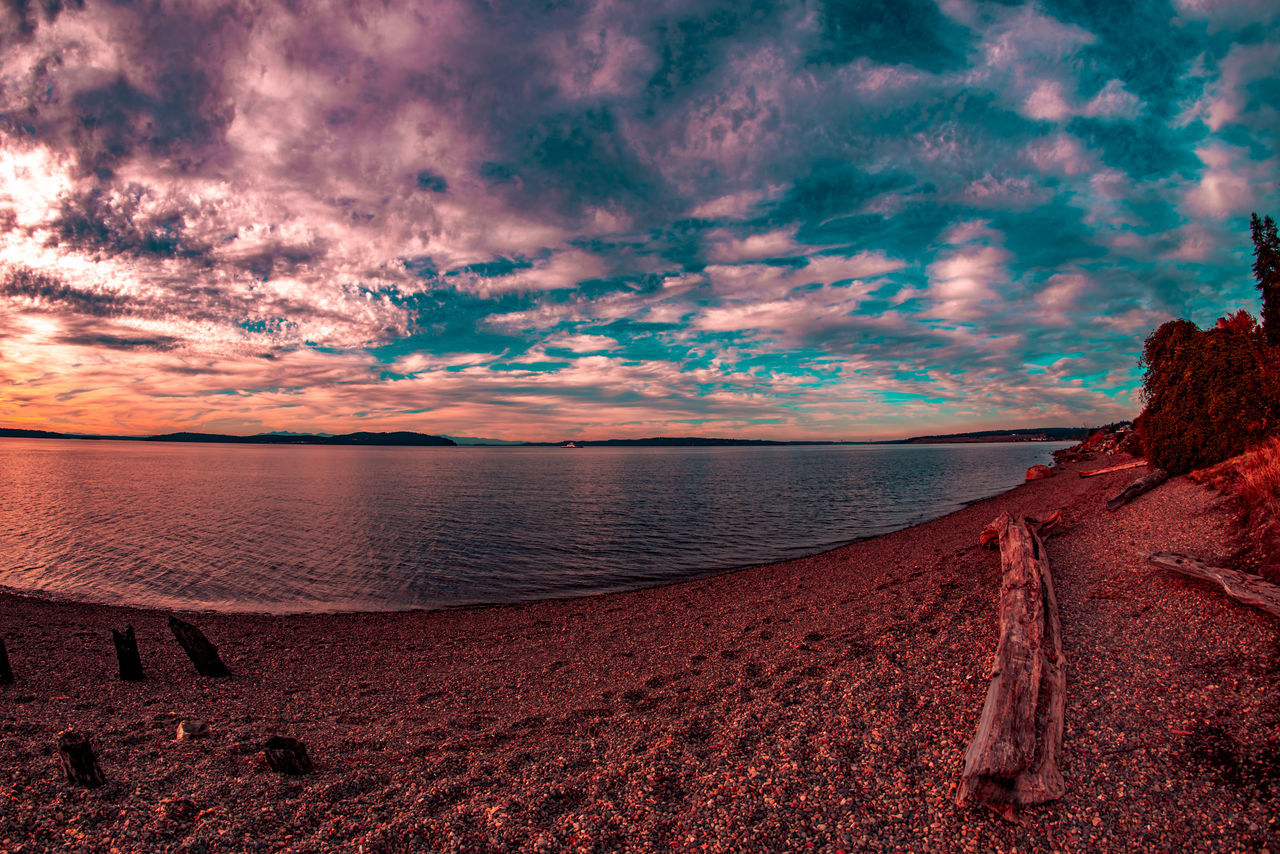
[0,637,12,685]
[264,736,313,775]
[167,616,230,677]
[1105,468,1169,511]
[111,625,145,681]
[57,730,105,787]
[979,509,1063,550]
[1079,460,1147,478]
[1148,552,1280,619]
[957,512,1066,807]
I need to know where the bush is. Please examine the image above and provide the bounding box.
[1190,437,1280,583]
[1138,311,1280,473]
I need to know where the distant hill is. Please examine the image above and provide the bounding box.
[2,426,1095,448]
[0,427,71,439]
[146,431,456,446]
[896,428,1089,444]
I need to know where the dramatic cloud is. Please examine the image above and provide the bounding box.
[0,0,1276,439]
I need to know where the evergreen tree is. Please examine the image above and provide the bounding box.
[1252,212,1280,346]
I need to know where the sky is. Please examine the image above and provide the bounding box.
[0,0,1277,441]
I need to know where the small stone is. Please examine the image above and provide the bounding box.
[157,796,198,823]
[177,719,211,741]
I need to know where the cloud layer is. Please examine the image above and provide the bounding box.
[0,0,1276,439]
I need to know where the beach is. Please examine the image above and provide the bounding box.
[1,453,1277,853]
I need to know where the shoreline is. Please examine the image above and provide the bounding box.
[2,453,1278,851]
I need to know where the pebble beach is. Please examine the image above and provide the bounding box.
[2,452,1278,852]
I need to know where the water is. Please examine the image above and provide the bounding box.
[0,438,1071,613]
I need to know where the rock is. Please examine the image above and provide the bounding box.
[157,796,198,823]
[177,719,211,741]
[1025,464,1054,481]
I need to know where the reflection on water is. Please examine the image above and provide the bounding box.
[0,439,1071,613]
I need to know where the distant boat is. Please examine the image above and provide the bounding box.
[563,442,579,448]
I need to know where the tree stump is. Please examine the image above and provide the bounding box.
[167,616,230,677]
[0,637,12,685]
[57,730,105,787]
[111,626,145,681]
[264,736,313,775]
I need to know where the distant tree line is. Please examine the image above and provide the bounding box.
[1137,212,1280,473]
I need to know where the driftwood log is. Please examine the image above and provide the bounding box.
[958,512,1066,807]
[1105,468,1169,511]
[264,736,313,775]
[979,509,1063,550]
[1148,552,1280,619]
[111,625,145,681]
[0,637,12,685]
[1079,460,1147,478]
[57,730,105,787]
[167,616,230,677]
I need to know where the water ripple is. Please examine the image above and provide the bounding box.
[0,439,1070,613]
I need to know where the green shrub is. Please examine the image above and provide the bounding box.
[1138,311,1280,474]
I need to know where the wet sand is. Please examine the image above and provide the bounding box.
[1,453,1278,852]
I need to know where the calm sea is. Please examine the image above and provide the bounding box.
[0,438,1071,613]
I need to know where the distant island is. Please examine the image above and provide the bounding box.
[0,427,1094,447]
[146,431,457,446]
[517,437,798,447]
[0,428,73,440]
[516,428,1093,447]
[895,427,1091,444]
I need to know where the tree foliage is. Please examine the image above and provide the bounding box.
[1253,213,1280,346]
[1137,212,1280,473]
[1139,311,1280,473]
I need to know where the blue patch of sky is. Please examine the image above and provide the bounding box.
[809,0,974,73]
[366,287,535,362]
[237,317,291,334]
[1067,117,1203,181]
[415,169,448,193]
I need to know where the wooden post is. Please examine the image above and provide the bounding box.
[57,730,105,787]
[1148,552,1280,619]
[1105,468,1169,511]
[111,626,145,681]
[0,637,12,685]
[264,736,313,775]
[957,512,1066,807]
[167,616,230,677]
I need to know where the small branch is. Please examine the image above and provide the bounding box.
[1080,460,1147,478]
